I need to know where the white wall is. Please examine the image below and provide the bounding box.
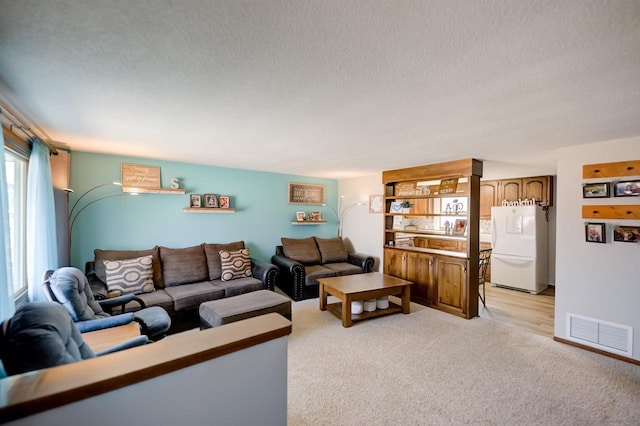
[554,136,640,360]
[338,174,384,271]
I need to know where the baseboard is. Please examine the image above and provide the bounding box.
[554,336,640,366]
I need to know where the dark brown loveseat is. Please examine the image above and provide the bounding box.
[271,236,374,301]
[86,241,279,332]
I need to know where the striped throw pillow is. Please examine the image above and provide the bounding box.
[219,249,252,281]
[104,255,155,297]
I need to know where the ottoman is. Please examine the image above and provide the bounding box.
[199,290,292,329]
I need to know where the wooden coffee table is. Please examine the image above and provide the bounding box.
[318,272,412,327]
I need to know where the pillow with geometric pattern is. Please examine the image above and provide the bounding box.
[104,255,155,297]
[219,248,252,281]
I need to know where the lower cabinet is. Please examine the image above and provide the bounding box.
[384,248,472,318]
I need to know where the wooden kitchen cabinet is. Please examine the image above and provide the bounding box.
[384,248,434,306]
[436,256,468,317]
[500,179,522,204]
[523,176,553,206]
[479,180,499,220]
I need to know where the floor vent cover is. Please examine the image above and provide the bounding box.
[567,314,632,357]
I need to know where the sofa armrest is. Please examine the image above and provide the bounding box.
[76,313,136,333]
[348,252,375,272]
[86,261,109,300]
[99,294,146,314]
[250,258,279,291]
[271,254,305,301]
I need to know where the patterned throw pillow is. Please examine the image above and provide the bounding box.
[219,249,252,281]
[104,255,155,297]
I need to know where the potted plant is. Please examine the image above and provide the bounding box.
[400,200,413,213]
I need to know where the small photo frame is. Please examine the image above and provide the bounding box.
[452,219,467,235]
[190,194,202,208]
[219,196,230,208]
[613,180,640,197]
[369,194,383,213]
[296,211,306,221]
[311,211,322,221]
[582,182,610,198]
[585,222,606,243]
[204,193,219,208]
[613,226,640,243]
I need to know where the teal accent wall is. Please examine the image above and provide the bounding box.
[69,152,338,269]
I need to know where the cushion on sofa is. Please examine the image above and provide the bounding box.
[203,241,246,280]
[324,262,362,276]
[304,265,337,286]
[281,237,322,265]
[163,282,225,311]
[103,255,155,297]
[134,290,175,313]
[220,248,252,281]
[94,247,164,288]
[212,277,264,298]
[314,237,348,263]
[160,245,209,287]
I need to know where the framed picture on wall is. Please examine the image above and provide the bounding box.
[613,226,640,242]
[613,180,640,197]
[452,219,467,235]
[582,182,610,198]
[585,222,606,243]
[219,196,230,208]
[296,211,306,221]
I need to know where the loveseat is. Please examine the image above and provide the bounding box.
[86,241,279,332]
[271,236,374,301]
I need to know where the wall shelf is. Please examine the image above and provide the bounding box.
[291,221,327,225]
[183,208,235,213]
[582,205,640,220]
[123,187,186,194]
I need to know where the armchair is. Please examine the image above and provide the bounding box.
[0,302,148,377]
[44,267,171,340]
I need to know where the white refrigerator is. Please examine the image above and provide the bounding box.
[491,205,548,294]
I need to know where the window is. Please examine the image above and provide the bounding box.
[5,149,28,297]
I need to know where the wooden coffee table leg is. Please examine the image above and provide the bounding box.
[342,294,353,327]
[401,286,410,314]
[319,283,327,311]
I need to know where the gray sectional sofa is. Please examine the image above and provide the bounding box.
[86,241,279,332]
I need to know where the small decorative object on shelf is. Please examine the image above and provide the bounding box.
[204,193,219,208]
[190,194,202,208]
[296,211,306,221]
[219,196,230,208]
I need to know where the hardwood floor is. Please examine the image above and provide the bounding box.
[478,283,555,337]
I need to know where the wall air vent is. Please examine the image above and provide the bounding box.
[567,314,632,357]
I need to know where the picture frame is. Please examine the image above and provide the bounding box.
[452,218,467,235]
[585,222,606,243]
[311,211,322,221]
[204,193,218,208]
[190,194,202,208]
[219,196,230,208]
[296,211,306,221]
[613,225,640,243]
[369,194,383,213]
[288,182,325,205]
[613,180,640,197]
[582,182,610,198]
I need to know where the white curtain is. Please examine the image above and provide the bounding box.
[0,110,15,320]
[26,138,58,301]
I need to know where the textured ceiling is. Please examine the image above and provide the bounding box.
[1,1,639,178]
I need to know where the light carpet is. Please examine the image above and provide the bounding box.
[287,297,640,425]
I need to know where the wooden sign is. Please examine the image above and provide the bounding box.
[438,178,459,195]
[288,183,325,205]
[121,163,161,188]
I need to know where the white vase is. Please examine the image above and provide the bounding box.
[363,299,377,312]
[351,301,363,315]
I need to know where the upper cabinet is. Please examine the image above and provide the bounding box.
[479,176,554,219]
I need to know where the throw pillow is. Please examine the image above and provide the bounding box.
[315,237,348,263]
[219,249,252,281]
[103,255,155,297]
[203,241,246,280]
[281,237,322,264]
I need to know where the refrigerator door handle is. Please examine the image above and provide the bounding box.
[491,218,497,247]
